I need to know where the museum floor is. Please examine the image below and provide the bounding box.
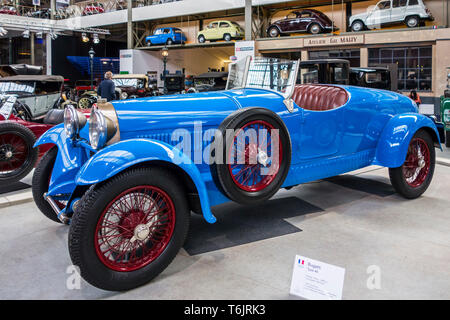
[0,162,449,300]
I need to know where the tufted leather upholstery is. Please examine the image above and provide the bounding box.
[291,84,348,111]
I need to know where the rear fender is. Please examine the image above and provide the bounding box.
[75,138,216,223]
[373,113,441,168]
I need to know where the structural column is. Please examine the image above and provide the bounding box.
[301,50,308,61]
[360,47,368,68]
[127,0,133,49]
[50,0,55,19]
[245,0,252,41]
[30,33,35,65]
[46,33,52,75]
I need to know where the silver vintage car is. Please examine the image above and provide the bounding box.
[0,75,64,121]
[350,0,434,32]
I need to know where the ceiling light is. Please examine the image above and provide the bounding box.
[36,32,43,39]
[93,33,100,44]
[81,32,89,43]
[0,26,8,36]
[22,29,30,39]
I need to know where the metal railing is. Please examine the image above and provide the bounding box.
[0,0,185,20]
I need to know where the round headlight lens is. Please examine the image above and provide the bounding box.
[89,108,117,150]
[64,105,87,139]
[64,105,78,139]
[121,92,128,99]
[89,109,105,150]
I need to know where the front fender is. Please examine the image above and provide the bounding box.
[373,113,441,168]
[34,124,91,196]
[34,123,64,147]
[75,139,217,223]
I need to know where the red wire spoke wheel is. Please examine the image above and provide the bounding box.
[389,130,436,199]
[94,186,176,272]
[68,167,190,291]
[227,120,282,192]
[0,133,28,172]
[402,137,431,188]
[0,122,38,183]
[212,108,291,205]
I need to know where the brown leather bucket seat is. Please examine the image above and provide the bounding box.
[291,84,348,111]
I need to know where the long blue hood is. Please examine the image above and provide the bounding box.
[111,89,286,137]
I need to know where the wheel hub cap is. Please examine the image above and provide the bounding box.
[133,224,150,241]
[5,150,13,159]
[228,120,282,192]
[403,138,430,188]
[94,186,176,272]
[257,148,269,167]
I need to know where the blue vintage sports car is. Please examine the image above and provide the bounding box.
[32,58,441,291]
[145,27,187,46]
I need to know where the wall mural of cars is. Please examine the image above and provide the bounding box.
[350,0,434,32]
[198,20,244,43]
[268,9,337,37]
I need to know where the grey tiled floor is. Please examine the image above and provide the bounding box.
[0,165,450,300]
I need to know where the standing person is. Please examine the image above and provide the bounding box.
[409,90,421,106]
[97,71,116,102]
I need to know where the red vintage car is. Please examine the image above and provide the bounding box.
[82,2,105,16]
[0,97,90,184]
[0,6,19,15]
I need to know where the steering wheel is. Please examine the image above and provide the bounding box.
[12,102,32,122]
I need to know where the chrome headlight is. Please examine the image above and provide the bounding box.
[121,91,128,99]
[64,105,87,139]
[89,108,117,150]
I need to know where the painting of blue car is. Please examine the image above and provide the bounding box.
[32,57,441,291]
[145,27,187,46]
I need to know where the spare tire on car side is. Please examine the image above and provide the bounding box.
[0,121,38,184]
[210,107,291,205]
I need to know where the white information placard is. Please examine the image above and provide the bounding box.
[290,255,345,300]
[0,95,16,120]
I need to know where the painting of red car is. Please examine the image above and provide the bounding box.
[267,9,337,37]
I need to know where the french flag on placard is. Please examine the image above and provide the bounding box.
[298,259,305,265]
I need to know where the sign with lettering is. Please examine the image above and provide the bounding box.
[304,35,364,47]
[235,40,255,61]
[290,255,345,300]
[0,95,17,120]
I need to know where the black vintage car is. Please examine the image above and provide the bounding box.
[297,59,350,85]
[349,67,392,90]
[186,71,228,93]
[268,9,337,37]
